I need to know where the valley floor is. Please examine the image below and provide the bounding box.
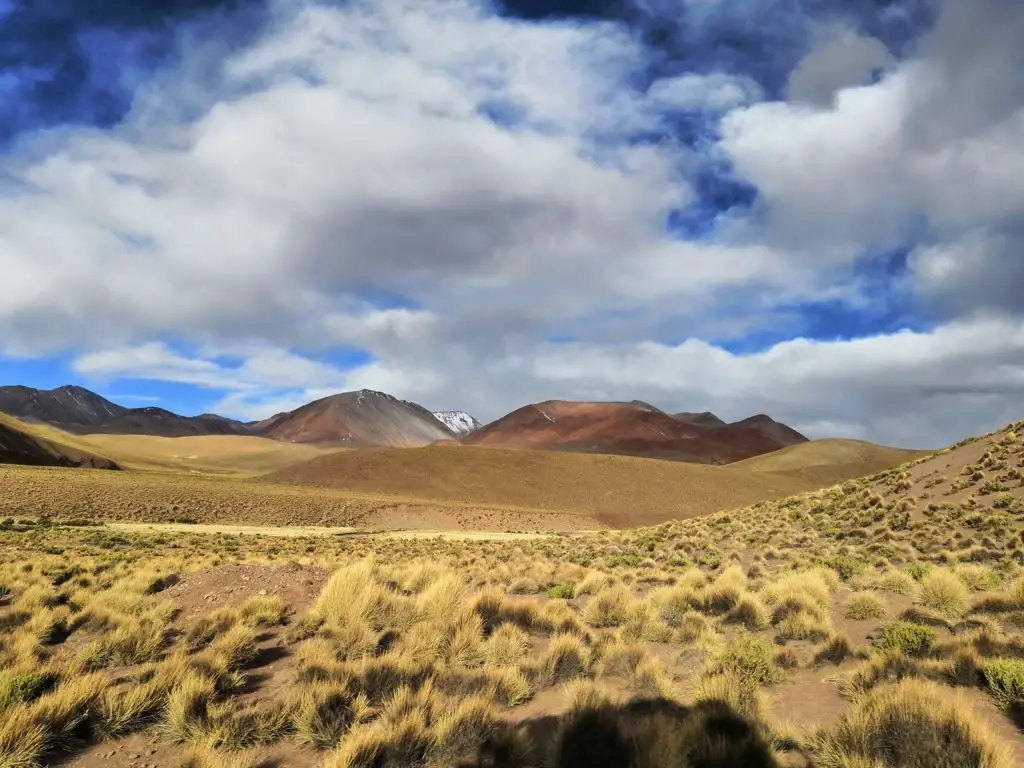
[0,420,1022,766]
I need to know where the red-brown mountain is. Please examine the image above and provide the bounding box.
[463,400,807,464]
[255,390,455,447]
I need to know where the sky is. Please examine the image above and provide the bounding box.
[0,0,1021,448]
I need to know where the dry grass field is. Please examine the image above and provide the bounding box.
[0,414,340,476]
[0,419,1022,766]
[0,438,921,532]
[262,443,925,528]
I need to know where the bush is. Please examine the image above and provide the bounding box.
[708,633,783,686]
[546,584,574,600]
[983,659,1024,710]
[879,623,937,657]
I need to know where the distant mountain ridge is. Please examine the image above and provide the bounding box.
[0,384,803,463]
[0,385,252,439]
[464,400,808,464]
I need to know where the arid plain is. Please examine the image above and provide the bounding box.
[2,400,1024,767]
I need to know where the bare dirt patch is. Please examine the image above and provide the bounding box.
[164,562,329,626]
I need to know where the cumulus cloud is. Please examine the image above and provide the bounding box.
[719,0,1024,316]
[1,0,1022,447]
[786,24,895,107]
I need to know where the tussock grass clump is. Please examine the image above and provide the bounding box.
[238,595,287,627]
[206,624,259,673]
[80,618,168,669]
[432,695,500,763]
[814,679,1011,768]
[471,589,543,635]
[0,673,106,765]
[919,569,971,620]
[697,565,747,614]
[326,714,433,768]
[163,673,217,743]
[185,608,238,652]
[726,593,770,630]
[536,634,591,686]
[583,584,633,628]
[762,569,833,628]
[845,592,888,620]
[292,682,371,749]
[483,623,530,667]
[691,669,764,721]
[814,632,859,666]
[954,565,1002,592]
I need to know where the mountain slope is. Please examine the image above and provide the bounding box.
[0,385,254,438]
[96,407,252,438]
[260,390,455,446]
[0,413,120,469]
[432,411,481,435]
[725,414,807,446]
[674,411,727,428]
[0,385,125,428]
[462,400,801,464]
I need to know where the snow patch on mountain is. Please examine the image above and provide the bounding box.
[433,411,481,435]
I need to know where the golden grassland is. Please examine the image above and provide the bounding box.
[0,438,924,532]
[0,465,603,532]
[261,442,923,527]
[730,438,927,477]
[0,413,341,476]
[65,434,341,476]
[0,421,1021,765]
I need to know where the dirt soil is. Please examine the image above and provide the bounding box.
[163,563,330,626]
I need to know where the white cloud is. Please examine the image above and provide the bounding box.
[69,313,1024,449]
[1,0,1023,448]
[648,72,763,112]
[718,0,1024,317]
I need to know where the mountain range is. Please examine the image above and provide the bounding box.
[0,384,807,465]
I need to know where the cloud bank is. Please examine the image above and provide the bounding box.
[1,0,1022,448]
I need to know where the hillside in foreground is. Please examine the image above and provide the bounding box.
[0,419,1021,767]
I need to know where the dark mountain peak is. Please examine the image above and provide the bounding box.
[727,414,808,446]
[0,384,125,427]
[674,411,727,428]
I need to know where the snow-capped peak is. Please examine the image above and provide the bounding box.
[432,410,481,436]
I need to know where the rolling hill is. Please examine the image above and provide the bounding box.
[0,413,119,469]
[262,439,916,527]
[257,389,455,446]
[462,399,807,464]
[729,438,930,486]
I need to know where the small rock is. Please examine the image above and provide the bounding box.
[258,589,268,596]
